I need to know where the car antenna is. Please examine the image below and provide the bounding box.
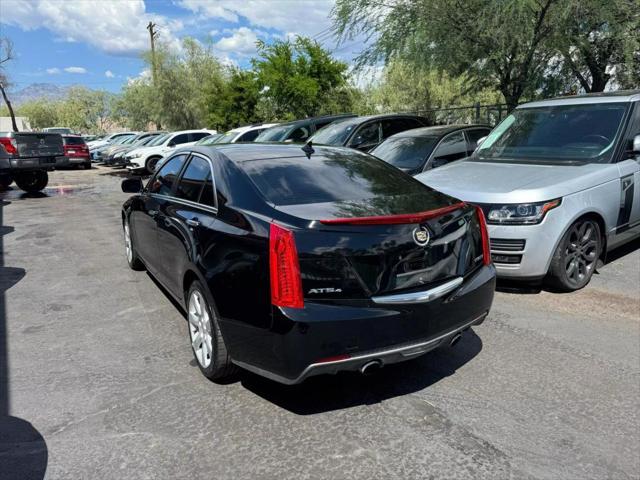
[301,140,314,159]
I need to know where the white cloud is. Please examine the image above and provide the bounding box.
[64,66,87,74]
[46,67,60,75]
[178,0,334,38]
[213,27,261,56]
[105,70,115,78]
[1,0,183,56]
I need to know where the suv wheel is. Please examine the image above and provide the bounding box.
[548,218,601,291]
[186,280,237,381]
[15,171,48,193]
[145,156,161,174]
[0,173,12,190]
[123,219,144,270]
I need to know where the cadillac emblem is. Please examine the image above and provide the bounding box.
[412,226,430,246]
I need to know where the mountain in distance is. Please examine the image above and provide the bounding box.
[8,83,77,106]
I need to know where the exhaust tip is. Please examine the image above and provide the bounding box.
[360,360,382,375]
[449,333,463,348]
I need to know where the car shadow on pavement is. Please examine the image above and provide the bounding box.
[0,199,48,480]
[239,330,483,415]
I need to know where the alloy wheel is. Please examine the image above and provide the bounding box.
[188,290,213,368]
[123,222,133,263]
[564,220,599,286]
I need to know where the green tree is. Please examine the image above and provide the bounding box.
[207,68,260,130]
[252,36,353,120]
[57,87,113,133]
[333,0,561,110]
[14,99,60,129]
[553,0,640,92]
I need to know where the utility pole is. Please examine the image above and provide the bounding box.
[147,21,159,86]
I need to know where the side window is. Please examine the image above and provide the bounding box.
[175,156,210,203]
[349,122,380,149]
[148,154,188,195]
[199,173,217,208]
[238,129,261,142]
[381,118,422,138]
[430,132,468,169]
[170,134,190,146]
[190,132,210,142]
[465,129,491,153]
[287,126,310,142]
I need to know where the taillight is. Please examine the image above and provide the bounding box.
[269,223,304,309]
[0,137,17,155]
[475,206,491,266]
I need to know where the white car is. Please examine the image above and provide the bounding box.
[88,132,138,151]
[126,129,216,172]
[215,123,279,143]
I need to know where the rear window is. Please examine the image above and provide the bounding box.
[240,151,428,206]
[63,136,86,145]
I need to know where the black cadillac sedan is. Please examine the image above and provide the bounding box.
[121,144,495,384]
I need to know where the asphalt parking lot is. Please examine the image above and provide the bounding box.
[1,166,639,480]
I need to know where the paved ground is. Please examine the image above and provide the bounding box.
[1,166,639,480]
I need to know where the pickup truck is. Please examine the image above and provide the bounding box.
[0,131,67,193]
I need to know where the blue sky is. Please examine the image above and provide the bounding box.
[0,0,365,93]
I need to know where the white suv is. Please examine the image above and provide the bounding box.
[126,129,216,172]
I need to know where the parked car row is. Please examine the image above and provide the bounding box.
[119,90,639,387]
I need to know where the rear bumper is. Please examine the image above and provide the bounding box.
[0,156,68,171]
[229,264,496,384]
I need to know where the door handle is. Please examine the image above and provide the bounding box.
[186,218,200,228]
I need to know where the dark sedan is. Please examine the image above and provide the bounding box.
[371,125,491,175]
[121,144,495,384]
[308,114,429,152]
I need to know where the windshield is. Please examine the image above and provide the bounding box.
[195,133,223,145]
[214,131,240,144]
[476,102,629,164]
[114,135,134,144]
[255,125,292,142]
[372,136,439,170]
[309,119,356,146]
[147,133,169,146]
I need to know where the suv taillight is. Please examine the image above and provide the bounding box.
[475,206,491,266]
[269,223,304,309]
[0,137,17,155]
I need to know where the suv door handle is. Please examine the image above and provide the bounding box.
[186,218,200,227]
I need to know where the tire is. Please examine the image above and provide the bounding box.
[123,219,144,271]
[548,218,602,291]
[0,173,12,190]
[145,156,161,174]
[15,171,48,193]
[84,161,92,170]
[186,280,237,381]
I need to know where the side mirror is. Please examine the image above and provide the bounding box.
[633,134,640,154]
[121,177,143,193]
[475,136,487,148]
[167,141,176,148]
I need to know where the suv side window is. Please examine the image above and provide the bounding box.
[429,131,468,169]
[287,126,310,142]
[238,129,262,142]
[465,128,491,153]
[190,132,211,142]
[381,118,423,138]
[175,156,211,203]
[349,122,380,149]
[148,154,188,196]
[169,133,190,147]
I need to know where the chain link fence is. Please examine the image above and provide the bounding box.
[403,103,510,127]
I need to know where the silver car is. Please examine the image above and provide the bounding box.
[416,91,640,291]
